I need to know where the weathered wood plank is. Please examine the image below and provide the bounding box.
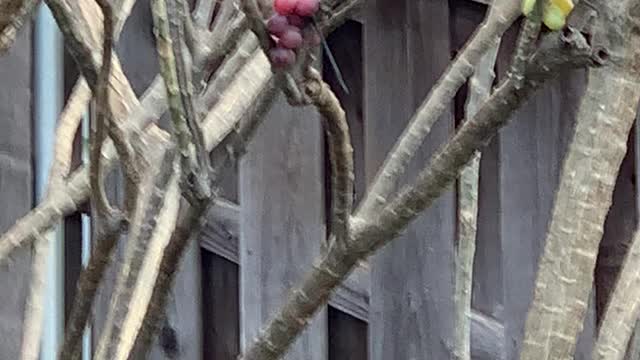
[364,0,456,359]
[238,96,328,359]
[200,201,505,358]
[0,25,32,359]
[495,23,594,359]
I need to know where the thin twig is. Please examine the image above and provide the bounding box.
[304,68,353,250]
[19,233,50,360]
[453,43,499,360]
[509,0,544,87]
[168,0,212,199]
[192,0,219,28]
[0,0,40,53]
[355,0,520,219]
[111,163,181,360]
[194,11,248,88]
[152,0,211,201]
[91,0,117,219]
[238,28,601,360]
[48,79,91,184]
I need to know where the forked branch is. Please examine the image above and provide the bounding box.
[239,27,602,360]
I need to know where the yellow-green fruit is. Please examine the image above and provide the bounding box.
[543,3,567,30]
[522,0,574,31]
[522,0,535,16]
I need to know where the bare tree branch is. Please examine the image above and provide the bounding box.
[93,146,177,360]
[110,164,181,360]
[192,0,218,28]
[304,68,353,249]
[454,42,499,360]
[91,0,117,219]
[126,196,211,359]
[593,228,640,360]
[152,0,211,200]
[59,219,124,360]
[355,0,520,219]
[509,0,544,86]
[0,0,357,268]
[0,0,40,53]
[519,2,640,359]
[48,79,91,184]
[19,233,49,360]
[194,10,248,88]
[238,27,602,360]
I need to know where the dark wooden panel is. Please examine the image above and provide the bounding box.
[329,307,367,360]
[202,251,240,360]
[239,95,327,359]
[0,26,32,359]
[364,0,456,358]
[495,24,594,359]
[115,0,159,97]
[148,241,203,360]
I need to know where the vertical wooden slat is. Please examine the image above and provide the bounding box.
[239,98,327,359]
[364,0,456,358]
[202,251,240,359]
[0,26,32,359]
[496,24,594,359]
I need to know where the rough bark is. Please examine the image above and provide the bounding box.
[594,229,640,360]
[519,1,640,359]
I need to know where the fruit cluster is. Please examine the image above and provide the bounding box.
[267,0,321,68]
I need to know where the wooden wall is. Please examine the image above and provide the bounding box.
[2,0,639,359]
[0,21,33,360]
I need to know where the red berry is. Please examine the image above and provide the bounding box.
[295,0,319,17]
[267,14,289,35]
[279,26,303,49]
[274,0,298,15]
[269,47,296,68]
[287,14,306,27]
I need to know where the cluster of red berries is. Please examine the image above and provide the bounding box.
[267,0,321,68]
